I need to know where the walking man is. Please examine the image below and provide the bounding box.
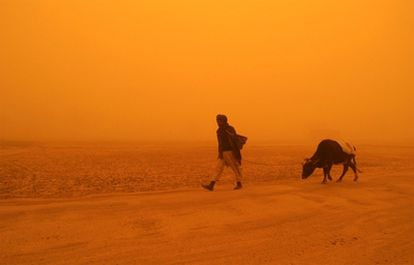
[202,114,244,191]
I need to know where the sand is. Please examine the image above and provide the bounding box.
[0,143,413,264]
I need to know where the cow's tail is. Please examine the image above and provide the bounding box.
[352,155,363,173]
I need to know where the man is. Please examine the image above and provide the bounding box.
[202,114,243,191]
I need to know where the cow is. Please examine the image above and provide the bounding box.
[302,139,360,184]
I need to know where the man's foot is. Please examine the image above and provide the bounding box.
[201,181,215,191]
[234,181,242,190]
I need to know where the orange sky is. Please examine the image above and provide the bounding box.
[0,0,413,144]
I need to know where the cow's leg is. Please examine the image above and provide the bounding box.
[352,156,361,173]
[322,167,329,184]
[327,164,333,181]
[336,164,349,182]
[350,162,358,181]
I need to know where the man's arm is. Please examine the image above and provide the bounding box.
[217,132,224,159]
[225,126,237,136]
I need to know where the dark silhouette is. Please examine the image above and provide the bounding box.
[302,139,359,184]
[202,114,246,191]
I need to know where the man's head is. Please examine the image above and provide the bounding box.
[216,114,228,126]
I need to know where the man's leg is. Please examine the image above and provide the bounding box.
[202,158,225,191]
[223,151,243,189]
[213,158,226,182]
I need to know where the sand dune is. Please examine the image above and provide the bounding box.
[0,143,413,264]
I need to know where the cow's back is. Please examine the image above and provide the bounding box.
[313,139,346,161]
[336,140,356,155]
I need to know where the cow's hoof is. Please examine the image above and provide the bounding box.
[353,178,358,182]
[321,181,328,184]
[336,179,342,183]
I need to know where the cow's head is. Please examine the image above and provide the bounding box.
[302,158,318,179]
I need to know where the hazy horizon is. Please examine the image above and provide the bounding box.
[1,0,413,144]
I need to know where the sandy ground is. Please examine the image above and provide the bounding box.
[0,143,413,264]
[0,142,314,198]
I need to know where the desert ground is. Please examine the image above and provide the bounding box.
[0,142,413,264]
